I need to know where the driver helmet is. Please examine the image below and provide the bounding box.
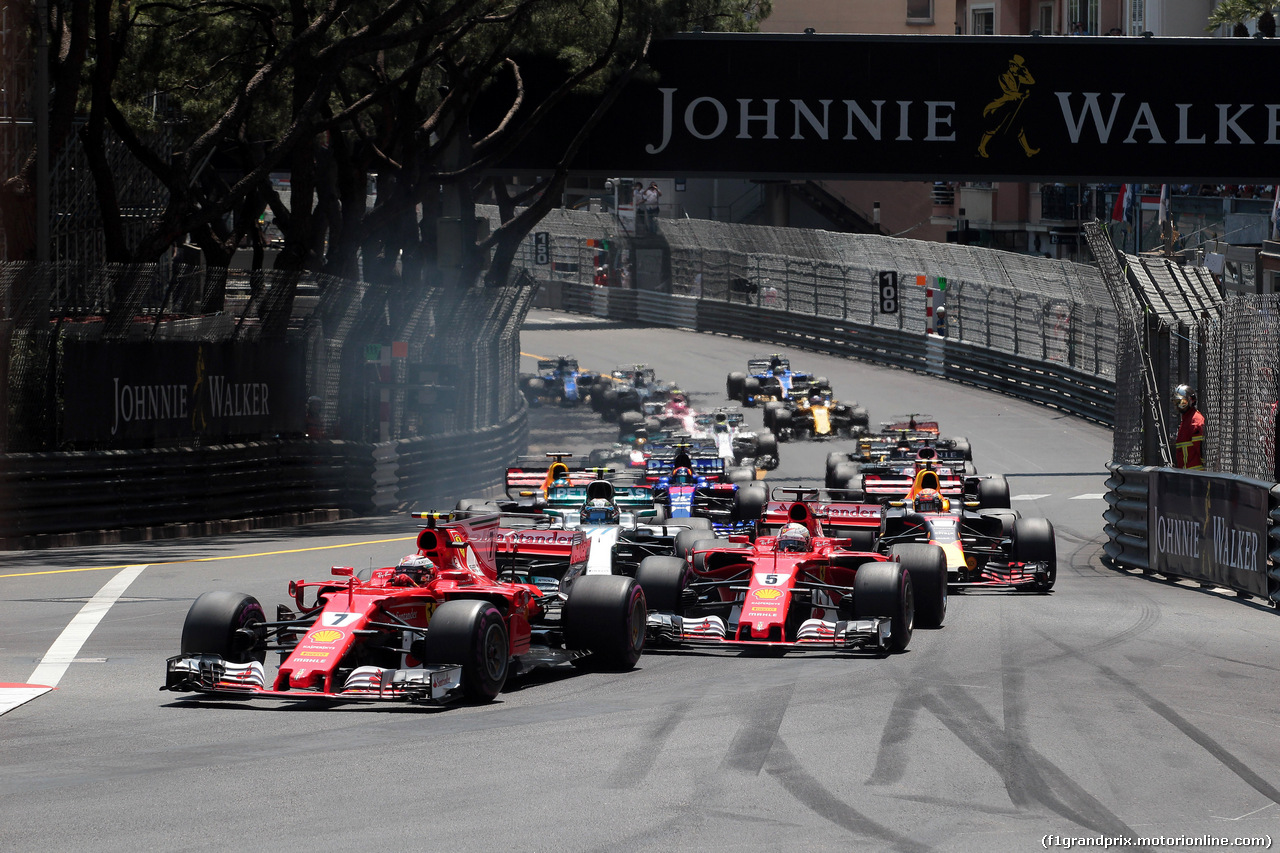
[713,420,728,433]
[396,554,435,582]
[582,498,620,524]
[671,466,694,485]
[1173,384,1196,412]
[810,392,824,406]
[769,355,783,368]
[773,366,785,377]
[913,489,944,513]
[775,523,811,553]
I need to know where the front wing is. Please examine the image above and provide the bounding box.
[645,613,891,654]
[951,560,1052,590]
[163,655,464,705]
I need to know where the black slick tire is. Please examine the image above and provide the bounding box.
[181,591,267,664]
[890,543,947,628]
[562,575,646,670]
[852,562,914,653]
[419,599,509,702]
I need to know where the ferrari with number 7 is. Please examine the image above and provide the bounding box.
[162,512,646,707]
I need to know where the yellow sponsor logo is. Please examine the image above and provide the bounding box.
[309,629,343,643]
[754,588,783,601]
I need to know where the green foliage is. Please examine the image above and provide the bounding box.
[1206,0,1277,31]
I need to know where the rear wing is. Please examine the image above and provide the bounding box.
[494,526,591,565]
[881,416,940,435]
[412,512,502,577]
[544,483,655,509]
[646,455,726,480]
[747,357,788,374]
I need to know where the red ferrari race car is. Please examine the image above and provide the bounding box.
[162,512,646,707]
[635,488,948,655]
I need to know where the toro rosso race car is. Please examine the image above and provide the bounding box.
[162,512,646,707]
[635,488,948,655]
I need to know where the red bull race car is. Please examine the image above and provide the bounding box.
[162,512,646,707]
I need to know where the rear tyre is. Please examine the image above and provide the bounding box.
[850,406,870,429]
[762,401,784,430]
[890,543,947,628]
[635,555,688,614]
[455,498,491,514]
[826,451,850,479]
[827,460,858,490]
[674,528,708,559]
[726,371,747,401]
[755,431,779,459]
[562,575,646,670]
[665,516,713,532]
[977,475,1011,509]
[741,377,761,406]
[852,562,914,653]
[1011,516,1057,592]
[773,408,792,436]
[181,591,267,664]
[951,437,973,460]
[419,599,509,702]
[732,483,768,523]
[726,466,755,486]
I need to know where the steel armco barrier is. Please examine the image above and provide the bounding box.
[550,282,1115,426]
[1104,462,1280,605]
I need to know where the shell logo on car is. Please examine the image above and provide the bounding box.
[309,630,343,643]
[754,588,783,601]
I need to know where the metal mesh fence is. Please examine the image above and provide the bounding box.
[1083,220,1280,478]
[505,206,1118,382]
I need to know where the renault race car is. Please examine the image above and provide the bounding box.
[634,487,948,655]
[765,384,869,441]
[162,512,646,707]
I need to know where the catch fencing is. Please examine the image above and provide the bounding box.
[0,260,537,545]
[509,207,1118,424]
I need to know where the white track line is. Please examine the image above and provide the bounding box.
[0,564,148,717]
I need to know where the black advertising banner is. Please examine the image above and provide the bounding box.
[1148,470,1269,597]
[484,34,1280,182]
[61,341,305,445]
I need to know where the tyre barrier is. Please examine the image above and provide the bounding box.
[1104,462,1280,606]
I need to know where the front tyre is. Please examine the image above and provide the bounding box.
[853,562,914,653]
[890,543,947,628]
[1012,516,1057,592]
[635,555,689,614]
[181,591,267,664]
[563,575,646,670]
[419,599,509,702]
